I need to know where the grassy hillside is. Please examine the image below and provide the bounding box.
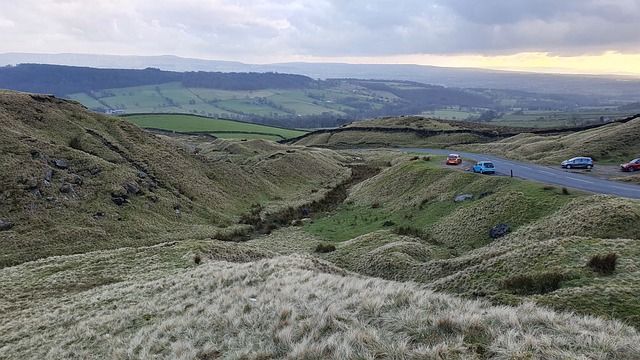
[3,90,640,358]
[3,249,639,359]
[0,90,350,266]
[464,116,640,165]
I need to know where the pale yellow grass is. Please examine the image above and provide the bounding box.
[466,117,640,163]
[2,253,639,359]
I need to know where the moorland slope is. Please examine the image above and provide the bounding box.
[2,90,640,358]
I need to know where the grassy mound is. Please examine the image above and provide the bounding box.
[467,116,640,164]
[2,251,639,359]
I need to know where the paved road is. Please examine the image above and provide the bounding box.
[393,148,640,200]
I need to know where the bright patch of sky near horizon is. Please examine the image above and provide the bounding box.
[1,0,639,75]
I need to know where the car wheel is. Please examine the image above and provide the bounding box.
[565,164,571,169]
[586,165,592,169]
[630,167,635,172]
[480,169,484,174]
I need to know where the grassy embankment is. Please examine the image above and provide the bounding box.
[3,90,640,358]
[123,113,308,141]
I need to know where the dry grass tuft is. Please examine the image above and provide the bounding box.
[587,252,619,275]
[2,253,640,359]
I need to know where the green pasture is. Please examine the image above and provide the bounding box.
[67,93,104,109]
[123,113,308,140]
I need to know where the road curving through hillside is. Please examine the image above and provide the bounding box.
[391,148,640,200]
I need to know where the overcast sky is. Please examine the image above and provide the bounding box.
[2,0,640,74]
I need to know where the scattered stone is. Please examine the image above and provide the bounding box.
[382,220,395,227]
[147,194,158,203]
[137,171,147,178]
[454,194,473,202]
[44,169,53,182]
[30,189,42,197]
[71,174,83,185]
[90,167,102,175]
[93,211,105,219]
[46,196,58,202]
[43,180,52,188]
[60,184,73,193]
[111,196,127,206]
[0,220,15,231]
[125,182,142,196]
[53,159,69,169]
[489,223,511,239]
[30,150,41,159]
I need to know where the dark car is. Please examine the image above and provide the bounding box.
[620,158,640,172]
[561,157,593,169]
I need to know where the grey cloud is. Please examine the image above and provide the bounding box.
[1,0,639,60]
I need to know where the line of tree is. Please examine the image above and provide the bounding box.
[0,64,316,96]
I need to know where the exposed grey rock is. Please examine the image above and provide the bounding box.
[90,167,101,175]
[71,174,83,185]
[111,196,127,206]
[44,169,53,182]
[0,220,15,231]
[137,171,147,178]
[125,182,142,196]
[60,184,73,193]
[53,159,69,169]
[489,223,511,239]
[454,194,473,202]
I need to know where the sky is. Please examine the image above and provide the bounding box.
[1,0,640,75]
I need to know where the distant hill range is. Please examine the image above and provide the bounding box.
[2,52,640,98]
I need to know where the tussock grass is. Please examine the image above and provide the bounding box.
[466,117,640,164]
[2,253,639,359]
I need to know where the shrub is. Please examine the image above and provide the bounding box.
[501,271,564,295]
[315,243,336,253]
[562,187,570,195]
[587,252,618,275]
[394,226,425,238]
[194,254,202,265]
[68,135,82,150]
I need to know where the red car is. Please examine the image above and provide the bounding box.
[445,154,462,165]
[620,158,640,172]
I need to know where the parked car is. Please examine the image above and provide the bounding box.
[560,157,593,169]
[472,161,495,174]
[445,153,462,165]
[620,158,640,172]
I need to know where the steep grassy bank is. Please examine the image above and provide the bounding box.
[0,91,351,266]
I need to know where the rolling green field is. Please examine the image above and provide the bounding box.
[123,113,308,140]
[68,82,358,119]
